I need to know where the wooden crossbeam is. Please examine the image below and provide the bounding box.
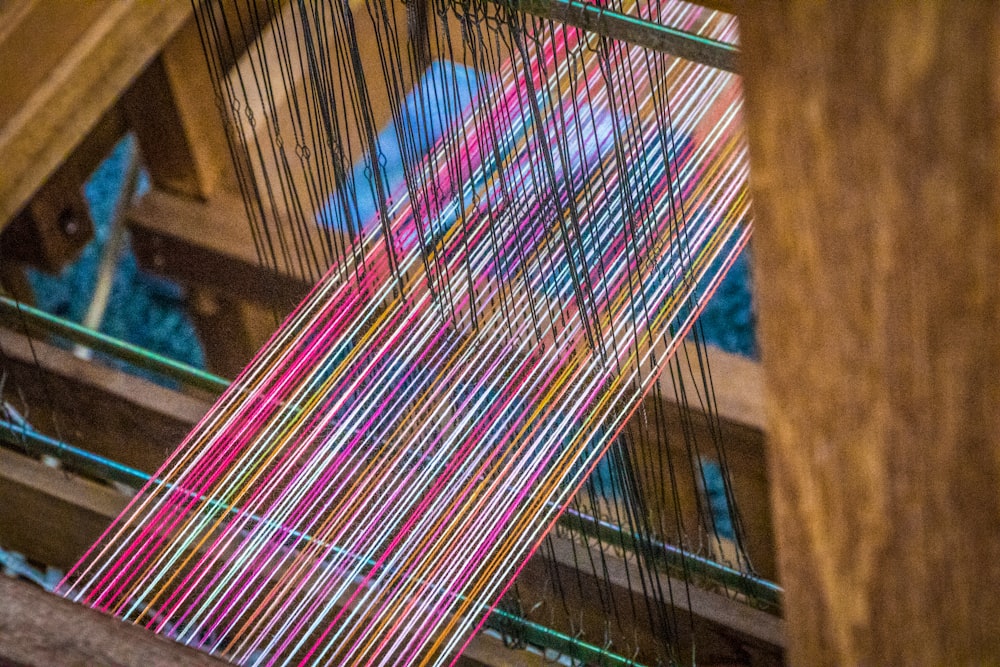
[0,1,193,228]
[0,577,229,667]
[0,328,209,474]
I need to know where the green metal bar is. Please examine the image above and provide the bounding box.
[557,507,783,610]
[0,296,228,394]
[0,419,641,666]
[490,0,739,72]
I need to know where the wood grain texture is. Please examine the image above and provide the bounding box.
[0,447,127,570]
[739,3,1000,664]
[0,328,211,474]
[0,1,192,227]
[0,577,230,667]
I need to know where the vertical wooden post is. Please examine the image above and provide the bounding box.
[123,18,231,200]
[739,3,1000,664]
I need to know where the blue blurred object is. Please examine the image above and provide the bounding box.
[694,249,757,359]
[318,61,482,234]
[28,136,206,378]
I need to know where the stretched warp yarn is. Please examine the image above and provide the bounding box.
[61,0,749,664]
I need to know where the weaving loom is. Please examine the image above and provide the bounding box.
[60,1,753,663]
[7,1,995,666]
[0,0,774,664]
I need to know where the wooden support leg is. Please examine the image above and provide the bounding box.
[0,577,230,667]
[188,288,278,379]
[739,3,1000,664]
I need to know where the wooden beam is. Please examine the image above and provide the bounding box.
[0,328,210,474]
[740,3,1000,664]
[127,188,766,433]
[0,1,112,128]
[0,442,780,666]
[529,530,784,663]
[0,1,192,228]
[123,0,282,200]
[0,322,774,661]
[0,577,231,667]
[123,31,231,200]
[0,447,126,570]
[128,188,314,309]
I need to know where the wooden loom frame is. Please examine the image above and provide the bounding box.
[2,1,998,665]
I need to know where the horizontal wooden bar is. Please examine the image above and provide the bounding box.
[0,327,211,474]
[0,446,126,570]
[0,441,781,665]
[0,576,230,667]
[128,189,315,308]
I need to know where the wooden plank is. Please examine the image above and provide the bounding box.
[0,577,230,667]
[128,188,315,308]
[123,35,231,200]
[0,447,127,570]
[0,323,774,661]
[127,188,766,432]
[0,328,210,474]
[0,1,192,228]
[485,525,782,665]
[0,0,113,127]
[0,285,773,575]
[533,530,785,662]
[627,392,776,581]
[740,3,1000,664]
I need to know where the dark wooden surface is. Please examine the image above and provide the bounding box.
[0,447,127,570]
[0,328,211,474]
[740,3,1000,664]
[0,577,230,667]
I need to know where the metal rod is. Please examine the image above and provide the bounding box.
[0,296,228,394]
[491,0,739,72]
[75,138,142,360]
[558,507,783,610]
[0,419,149,489]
